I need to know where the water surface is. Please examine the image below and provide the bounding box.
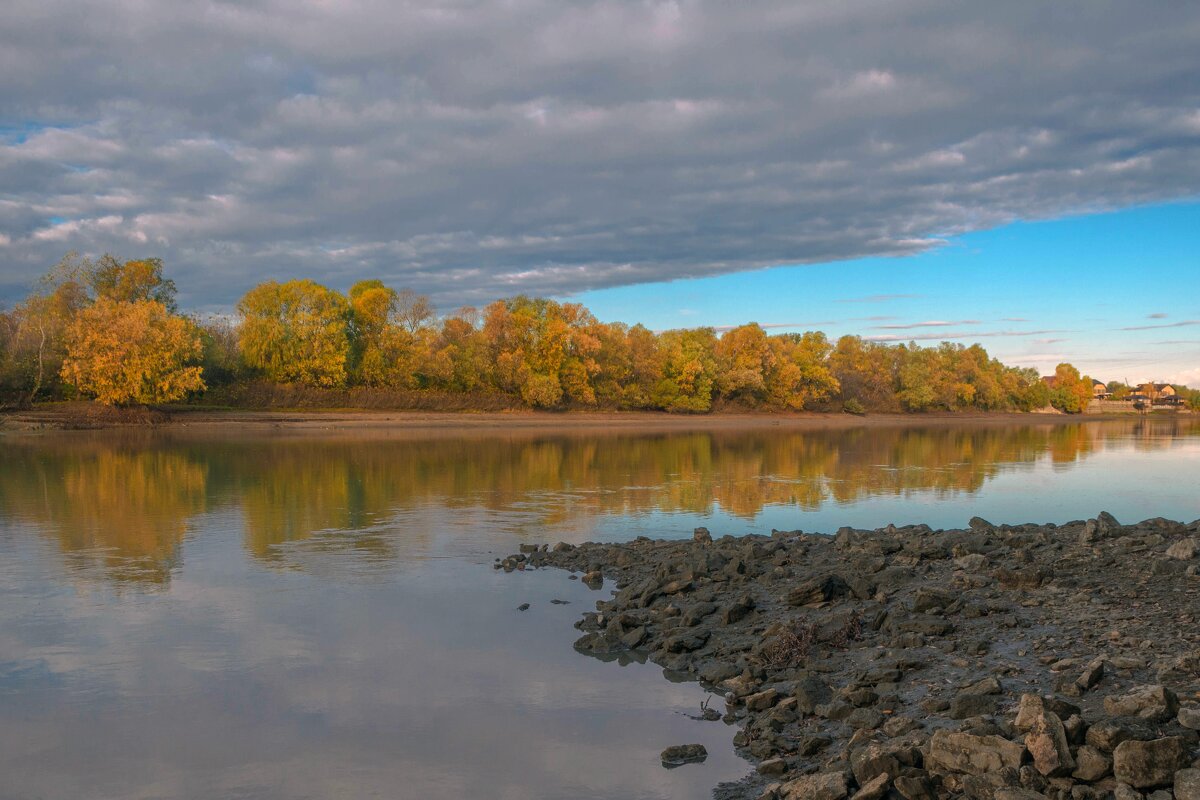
[1,417,1198,798]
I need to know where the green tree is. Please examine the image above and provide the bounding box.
[237,280,351,387]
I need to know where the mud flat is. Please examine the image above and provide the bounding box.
[504,514,1200,800]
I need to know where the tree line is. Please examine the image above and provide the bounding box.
[0,253,1171,414]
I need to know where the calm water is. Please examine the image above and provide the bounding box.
[1,417,1199,799]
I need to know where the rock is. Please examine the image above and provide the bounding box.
[693,527,713,544]
[1072,745,1113,782]
[1025,709,1076,776]
[850,773,890,800]
[795,676,833,714]
[661,743,708,767]
[720,595,756,625]
[779,771,849,800]
[1112,737,1191,789]
[1180,707,1200,730]
[1167,538,1198,560]
[893,774,936,800]
[758,757,788,776]
[787,574,851,606]
[913,587,957,612]
[1076,658,1105,692]
[951,693,999,719]
[1086,718,1160,752]
[846,708,885,730]
[993,790,1048,800]
[1175,768,1200,800]
[582,570,603,588]
[746,688,780,712]
[517,602,530,611]
[1112,784,1142,800]
[963,676,1004,696]
[850,743,900,785]
[927,730,1028,775]
[1104,685,1180,722]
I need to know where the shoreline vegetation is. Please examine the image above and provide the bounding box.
[1,404,1190,434]
[503,515,1200,800]
[4,254,1195,419]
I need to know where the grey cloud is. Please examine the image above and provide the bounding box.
[3,2,1200,310]
[1147,313,1169,318]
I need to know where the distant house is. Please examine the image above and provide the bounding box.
[1139,383,1176,401]
[1092,380,1110,399]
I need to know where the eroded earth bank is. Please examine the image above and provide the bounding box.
[503,513,1200,800]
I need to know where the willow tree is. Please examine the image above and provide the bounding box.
[237,280,352,387]
[60,298,205,405]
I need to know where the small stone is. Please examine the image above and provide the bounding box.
[850,743,900,785]
[693,527,713,543]
[517,603,530,611]
[893,774,936,800]
[846,708,885,730]
[661,743,708,767]
[1113,737,1191,789]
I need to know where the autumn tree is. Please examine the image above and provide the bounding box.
[238,280,352,387]
[1047,363,1093,413]
[765,332,840,410]
[89,256,178,310]
[8,257,92,403]
[654,328,718,412]
[715,324,774,401]
[427,307,493,392]
[829,335,902,412]
[60,297,205,405]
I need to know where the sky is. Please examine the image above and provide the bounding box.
[1,1,1199,382]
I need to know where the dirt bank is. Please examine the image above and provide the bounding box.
[503,514,1200,800]
[0,402,1144,437]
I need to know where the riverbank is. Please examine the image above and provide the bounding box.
[0,401,1169,436]
[504,515,1200,800]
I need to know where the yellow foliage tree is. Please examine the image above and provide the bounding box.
[60,298,205,405]
[237,280,351,387]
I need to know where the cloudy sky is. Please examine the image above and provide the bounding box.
[1,1,1198,380]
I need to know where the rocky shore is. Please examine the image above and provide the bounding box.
[501,513,1200,800]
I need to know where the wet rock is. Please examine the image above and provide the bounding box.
[661,743,708,767]
[582,570,604,589]
[993,789,1050,800]
[927,730,1028,775]
[846,708,885,730]
[720,595,756,625]
[517,602,530,611]
[1180,707,1200,730]
[1112,737,1192,789]
[779,771,848,800]
[1104,686,1180,722]
[694,527,713,544]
